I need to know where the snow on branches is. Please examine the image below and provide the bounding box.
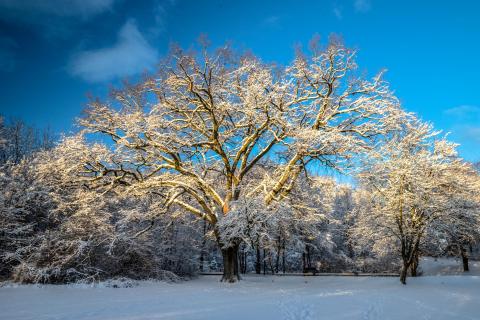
[73,38,408,281]
[353,119,480,283]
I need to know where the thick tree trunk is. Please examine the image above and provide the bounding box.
[221,245,240,282]
[461,246,469,272]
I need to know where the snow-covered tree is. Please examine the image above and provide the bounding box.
[353,119,479,284]
[428,164,480,271]
[0,135,192,283]
[0,160,55,279]
[68,38,404,282]
[0,116,6,149]
[217,174,338,275]
[0,117,54,164]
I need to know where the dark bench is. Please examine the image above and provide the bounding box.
[303,267,318,275]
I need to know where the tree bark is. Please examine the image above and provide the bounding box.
[255,246,261,274]
[410,252,419,277]
[199,220,207,272]
[275,241,281,274]
[303,245,312,272]
[242,249,248,274]
[221,244,240,282]
[268,252,274,275]
[461,246,469,272]
[400,262,408,285]
[263,249,267,275]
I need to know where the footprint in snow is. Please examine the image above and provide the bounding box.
[278,295,314,320]
[361,295,384,320]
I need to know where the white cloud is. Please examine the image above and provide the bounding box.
[443,105,480,119]
[443,105,480,158]
[0,0,118,38]
[354,0,371,12]
[69,20,159,83]
[463,126,480,143]
[262,16,281,28]
[450,125,480,145]
[147,0,177,37]
[333,6,343,20]
[0,0,115,18]
[153,3,167,33]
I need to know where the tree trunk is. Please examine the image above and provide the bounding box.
[221,245,240,282]
[302,252,306,272]
[268,252,274,275]
[242,250,248,273]
[303,245,312,272]
[461,246,469,272]
[199,220,207,272]
[239,248,244,274]
[410,252,419,277]
[306,245,311,268]
[255,246,261,274]
[275,241,281,274]
[263,249,267,275]
[410,262,417,277]
[400,262,408,285]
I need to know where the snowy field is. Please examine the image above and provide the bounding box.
[1,259,479,320]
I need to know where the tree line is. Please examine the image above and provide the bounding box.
[1,38,479,285]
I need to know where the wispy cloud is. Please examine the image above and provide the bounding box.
[354,0,372,13]
[461,126,480,143]
[443,105,480,119]
[0,0,116,19]
[152,3,167,34]
[148,0,177,36]
[68,20,159,83]
[0,0,119,39]
[333,5,343,20]
[443,105,480,159]
[262,16,281,29]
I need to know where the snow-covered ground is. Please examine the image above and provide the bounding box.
[420,256,480,276]
[1,259,479,320]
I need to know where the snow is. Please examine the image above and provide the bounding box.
[1,271,480,320]
[420,257,480,276]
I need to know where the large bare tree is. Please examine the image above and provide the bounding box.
[78,38,404,282]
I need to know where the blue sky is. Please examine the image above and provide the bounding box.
[0,0,479,161]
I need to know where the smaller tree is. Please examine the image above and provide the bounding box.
[4,136,186,283]
[429,165,480,272]
[0,116,55,164]
[0,160,55,279]
[354,119,477,284]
